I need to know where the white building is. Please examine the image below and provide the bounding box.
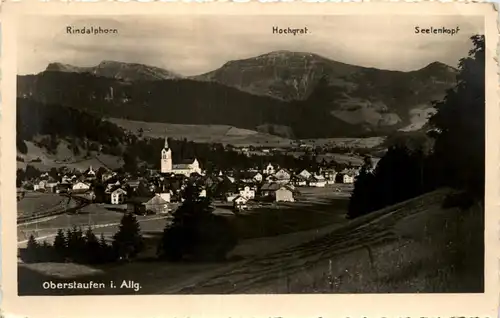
[233,195,249,209]
[276,186,295,202]
[239,186,255,199]
[323,169,337,185]
[199,189,207,198]
[340,168,359,184]
[111,188,127,205]
[84,166,96,179]
[343,174,355,184]
[62,175,76,184]
[310,174,326,187]
[263,163,275,175]
[226,193,239,203]
[253,172,263,183]
[160,137,202,177]
[298,169,312,180]
[158,192,172,203]
[274,169,291,183]
[291,175,307,187]
[72,182,91,191]
[33,181,47,191]
[102,172,116,182]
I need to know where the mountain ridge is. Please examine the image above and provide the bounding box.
[191,51,457,101]
[18,51,458,139]
[45,60,182,81]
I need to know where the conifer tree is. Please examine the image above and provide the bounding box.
[53,229,67,260]
[67,226,86,262]
[26,234,40,262]
[112,213,144,260]
[98,233,111,263]
[99,233,108,248]
[27,234,39,249]
[84,227,101,264]
[65,228,72,245]
[158,182,237,261]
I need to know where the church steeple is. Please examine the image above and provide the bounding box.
[161,136,172,174]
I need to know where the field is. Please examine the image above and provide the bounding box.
[108,118,390,151]
[17,192,78,219]
[18,186,351,245]
[238,191,483,293]
[17,203,171,245]
[307,137,386,149]
[231,187,350,240]
[18,186,353,294]
[18,188,483,294]
[107,118,294,147]
[17,139,123,171]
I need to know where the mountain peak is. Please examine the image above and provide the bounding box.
[45,62,84,73]
[420,61,457,73]
[98,60,124,66]
[257,50,318,59]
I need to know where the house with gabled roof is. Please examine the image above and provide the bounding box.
[323,168,337,185]
[263,163,276,175]
[233,195,249,210]
[273,168,291,183]
[275,186,295,202]
[291,174,307,187]
[72,181,91,192]
[127,195,169,215]
[111,188,127,205]
[259,182,282,197]
[309,174,326,187]
[298,169,312,180]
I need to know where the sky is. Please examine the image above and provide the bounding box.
[17,15,484,76]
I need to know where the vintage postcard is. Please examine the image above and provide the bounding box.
[1,1,498,318]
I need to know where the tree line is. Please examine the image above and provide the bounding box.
[348,35,485,218]
[22,212,144,264]
[22,182,238,264]
[17,93,356,176]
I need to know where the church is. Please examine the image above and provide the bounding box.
[160,137,202,177]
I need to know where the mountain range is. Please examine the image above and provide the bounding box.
[17,51,458,139]
[46,60,180,81]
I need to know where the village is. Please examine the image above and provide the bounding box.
[17,137,362,222]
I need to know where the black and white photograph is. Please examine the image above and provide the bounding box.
[11,10,488,297]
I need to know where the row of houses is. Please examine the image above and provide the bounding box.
[20,159,362,215]
[233,164,358,187]
[223,165,360,211]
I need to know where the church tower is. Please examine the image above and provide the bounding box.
[161,137,172,173]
